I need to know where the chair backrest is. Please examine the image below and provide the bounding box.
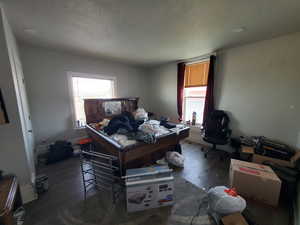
[203,110,230,139]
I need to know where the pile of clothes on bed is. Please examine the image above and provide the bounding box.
[89,108,182,148]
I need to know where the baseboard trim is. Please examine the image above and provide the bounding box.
[20,183,37,204]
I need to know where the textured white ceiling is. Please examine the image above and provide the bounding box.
[2,0,300,66]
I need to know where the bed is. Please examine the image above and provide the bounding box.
[84,97,190,174]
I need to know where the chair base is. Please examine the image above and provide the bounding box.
[201,144,228,160]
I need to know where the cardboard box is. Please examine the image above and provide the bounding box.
[229,159,281,206]
[221,213,249,225]
[241,146,300,168]
[125,166,174,212]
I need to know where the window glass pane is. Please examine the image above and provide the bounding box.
[72,77,114,127]
[184,97,205,124]
[184,86,206,124]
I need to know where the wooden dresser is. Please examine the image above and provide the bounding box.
[0,176,23,225]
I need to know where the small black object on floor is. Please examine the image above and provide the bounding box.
[46,140,74,164]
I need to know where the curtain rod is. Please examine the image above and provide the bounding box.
[178,52,217,65]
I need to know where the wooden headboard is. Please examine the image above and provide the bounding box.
[84,97,139,124]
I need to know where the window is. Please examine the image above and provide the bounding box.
[183,86,206,124]
[69,73,115,128]
[183,60,209,125]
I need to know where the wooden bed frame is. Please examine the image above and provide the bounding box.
[84,97,190,174]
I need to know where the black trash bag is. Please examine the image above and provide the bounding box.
[46,140,74,164]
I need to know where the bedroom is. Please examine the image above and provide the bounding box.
[0,1,300,225]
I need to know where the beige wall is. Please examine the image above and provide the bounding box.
[148,32,300,148]
[20,44,151,144]
[147,63,178,121]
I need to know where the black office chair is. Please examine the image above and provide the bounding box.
[201,110,231,158]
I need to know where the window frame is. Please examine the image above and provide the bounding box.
[67,71,117,129]
[182,58,209,126]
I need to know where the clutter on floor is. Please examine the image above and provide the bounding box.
[46,140,74,164]
[221,212,249,225]
[77,142,249,224]
[232,136,299,168]
[25,142,291,225]
[235,139,300,204]
[229,135,300,209]
[35,174,49,195]
[80,150,121,202]
[240,145,300,169]
[13,207,25,225]
[166,151,185,168]
[156,157,168,165]
[155,149,185,167]
[254,136,294,160]
[229,159,281,206]
[263,160,300,203]
[208,186,246,224]
[25,171,214,225]
[125,165,174,212]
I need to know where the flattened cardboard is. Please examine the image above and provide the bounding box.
[229,159,281,206]
[221,213,249,225]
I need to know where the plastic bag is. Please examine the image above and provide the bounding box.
[208,186,246,223]
[166,151,185,167]
[110,134,137,147]
[134,108,148,121]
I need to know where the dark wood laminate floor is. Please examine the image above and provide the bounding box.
[24,142,291,225]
